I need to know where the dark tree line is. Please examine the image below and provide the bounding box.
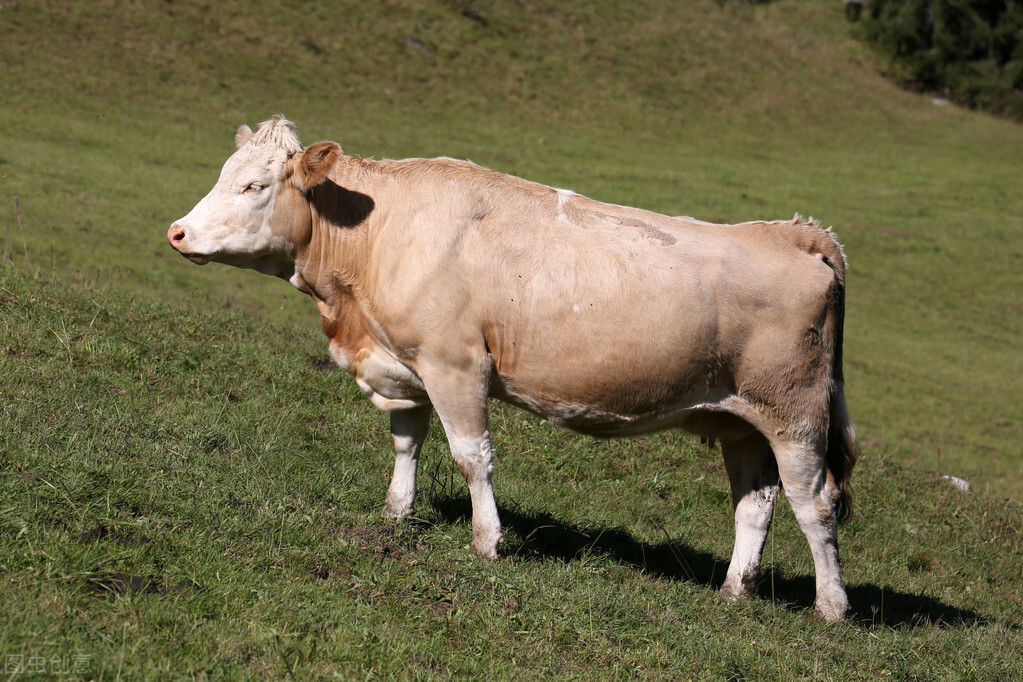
[852,0,1023,120]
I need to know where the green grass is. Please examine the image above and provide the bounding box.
[2,0,1023,677]
[3,267,1021,678]
[3,0,1020,497]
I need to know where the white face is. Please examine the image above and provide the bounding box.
[168,135,296,275]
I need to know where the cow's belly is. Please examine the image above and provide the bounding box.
[490,368,755,441]
[329,340,428,411]
[494,387,758,441]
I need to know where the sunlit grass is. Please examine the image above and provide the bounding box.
[2,267,1020,677]
[2,0,1022,677]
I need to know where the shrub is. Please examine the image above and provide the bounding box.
[853,0,1023,120]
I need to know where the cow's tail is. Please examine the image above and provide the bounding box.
[827,379,857,524]
[822,229,858,525]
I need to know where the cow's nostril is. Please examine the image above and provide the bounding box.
[167,224,186,244]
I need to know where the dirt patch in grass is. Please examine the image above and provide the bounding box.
[85,572,197,598]
[310,356,335,372]
[79,524,153,548]
[339,523,426,562]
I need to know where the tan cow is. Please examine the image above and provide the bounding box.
[168,117,858,622]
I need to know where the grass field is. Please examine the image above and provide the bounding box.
[2,0,1022,678]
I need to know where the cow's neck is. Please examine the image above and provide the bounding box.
[288,157,382,360]
[291,158,374,305]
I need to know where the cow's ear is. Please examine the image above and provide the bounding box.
[295,142,341,190]
[235,125,254,150]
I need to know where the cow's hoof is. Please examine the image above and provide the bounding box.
[718,576,755,603]
[469,536,502,560]
[381,503,411,519]
[813,599,850,624]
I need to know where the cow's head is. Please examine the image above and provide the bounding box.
[168,117,340,278]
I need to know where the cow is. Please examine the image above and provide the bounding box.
[168,117,858,622]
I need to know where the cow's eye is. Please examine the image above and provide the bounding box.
[243,183,264,195]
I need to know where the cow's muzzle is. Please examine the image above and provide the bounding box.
[167,223,209,264]
[167,223,186,247]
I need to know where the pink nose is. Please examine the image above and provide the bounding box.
[167,223,186,247]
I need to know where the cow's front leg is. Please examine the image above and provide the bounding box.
[443,421,501,558]
[419,360,502,558]
[383,404,433,519]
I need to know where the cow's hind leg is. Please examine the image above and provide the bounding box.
[773,438,850,622]
[383,404,433,519]
[719,433,780,602]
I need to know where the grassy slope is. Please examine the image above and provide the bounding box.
[2,0,1022,677]
[3,0,1021,497]
[3,267,1021,679]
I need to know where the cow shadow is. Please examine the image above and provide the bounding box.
[313,179,375,228]
[428,495,999,629]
